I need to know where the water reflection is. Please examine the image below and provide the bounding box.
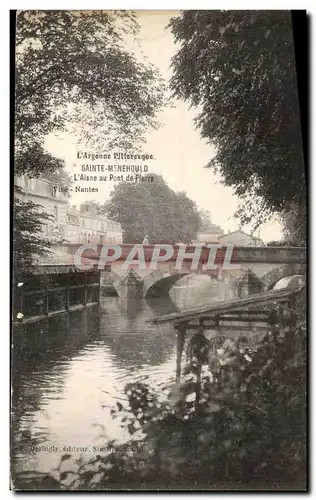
[146,295,180,316]
[99,296,176,368]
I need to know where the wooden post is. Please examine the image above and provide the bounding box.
[65,274,70,331]
[45,286,49,317]
[97,271,100,304]
[196,368,201,411]
[175,324,186,383]
[289,294,297,326]
[42,275,49,317]
[20,289,23,316]
[84,272,88,307]
[83,306,88,332]
[65,277,70,311]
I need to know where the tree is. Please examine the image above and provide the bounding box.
[16,145,73,193]
[14,10,166,272]
[15,10,166,178]
[79,200,103,214]
[169,11,306,230]
[13,150,72,276]
[13,196,52,282]
[13,150,74,282]
[199,209,223,234]
[266,240,288,247]
[104,174,201,244]
[36,155,72,194]
[282,202,306,246]
[96,293,306,489]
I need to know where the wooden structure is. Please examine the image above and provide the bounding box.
[152,286,303,382]
[13,265,100,324]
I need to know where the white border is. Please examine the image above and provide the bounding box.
[1,4,10,498]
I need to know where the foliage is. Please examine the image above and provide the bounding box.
[79,200,103,214]
[266,203,306,247]
[111,299,305,490]
[198,209,223,234]
[14,10,166,274]
[169,11,306,230]
[102,305,305,490]
[15,10,166,178]
[266,240,289,247]
[104,174,201,244]
[13,154,72,274]
[41,168,73,196]
[15,144,73,195]
[13,196,52,282]
[282,202,306,246]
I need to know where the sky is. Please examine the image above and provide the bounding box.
[45,11,283,242]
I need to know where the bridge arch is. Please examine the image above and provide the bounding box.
[144,271,190,298]
[261,264,305,290]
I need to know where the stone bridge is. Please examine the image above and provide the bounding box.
[55,244,306,299]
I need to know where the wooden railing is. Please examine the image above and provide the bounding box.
[151,285,304,382]
[13,271,100,324]
[152,286,302,326]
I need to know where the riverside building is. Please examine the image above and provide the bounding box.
[14,175,123,244]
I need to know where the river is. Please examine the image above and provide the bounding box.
[10,275,237,483]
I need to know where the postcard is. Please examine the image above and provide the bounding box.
[11,9,307,491]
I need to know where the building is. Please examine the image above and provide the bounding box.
[67,203,122,244]
[196,231,223,244]
[218,230,264,247]
[14,176,123,245]
[14,175,68,242]
[193,226,224,245]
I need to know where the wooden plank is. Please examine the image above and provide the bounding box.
[12,300,99,325]
[47,309,68,318]
[13,314,46,325]
[212,315,270,322]
[33,264,99,275]
[183,324,270,333]
[152,287,303,325]
[23,285,81,294]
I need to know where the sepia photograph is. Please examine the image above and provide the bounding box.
[11,9,307,491]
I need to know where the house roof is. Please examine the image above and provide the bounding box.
[32,248,97,274]
[197,233,221,242]
[218,230,264,243]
